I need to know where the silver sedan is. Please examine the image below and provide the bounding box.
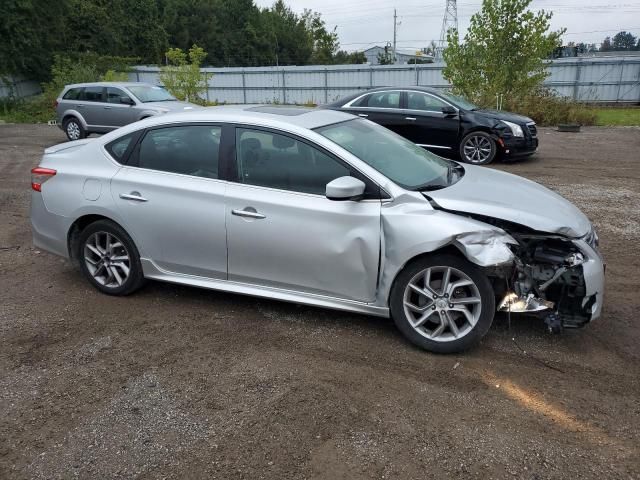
[30,106,605,353]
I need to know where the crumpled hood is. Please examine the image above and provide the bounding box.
[142,101,201,112]
[473,109,533,124]
[427,165,591,238]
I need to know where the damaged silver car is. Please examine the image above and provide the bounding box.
[30,106,605,353]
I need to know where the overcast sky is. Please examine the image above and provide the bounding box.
[255,0,640,51]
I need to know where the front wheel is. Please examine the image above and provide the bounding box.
[459,131,497,165]
[390,254,495,353]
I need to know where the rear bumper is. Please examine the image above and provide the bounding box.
[30,192,72,259]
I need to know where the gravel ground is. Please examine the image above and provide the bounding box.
[0,124,639,479]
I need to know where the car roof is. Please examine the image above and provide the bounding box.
[324,86,442,107]
[63,82,157,89]
[101,105,357,138]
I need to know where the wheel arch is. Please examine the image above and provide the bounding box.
[67,214,130,267]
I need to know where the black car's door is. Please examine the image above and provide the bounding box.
[342,90,407,135]
[397,91,461,154]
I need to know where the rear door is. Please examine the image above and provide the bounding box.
[102,87,138,128]
[225,126,381,302]
[110,123,228,278]
[343,91,408,136]
[399,91,460,152]
[75,86,106,127]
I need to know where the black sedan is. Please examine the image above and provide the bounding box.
[322,87,538,165]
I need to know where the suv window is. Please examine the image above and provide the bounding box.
[236,128,350,195]
[137,125,221,178]
[106,87,130,104]
[62,88,82,100]
[365,91,400,109]
[407,92,448,112]
[79,86,104,102]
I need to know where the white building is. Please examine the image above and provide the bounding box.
[362,46,435,65]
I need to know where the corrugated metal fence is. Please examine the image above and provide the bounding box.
[130,56,640,105]
[0,76,41,99]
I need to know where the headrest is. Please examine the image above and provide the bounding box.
[272,134,295,149]
[241,138,261,150]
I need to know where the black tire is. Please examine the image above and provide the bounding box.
[77,220,145,296]
[459,131,497,165]
[63,117,87,141]
[390,253,495,354]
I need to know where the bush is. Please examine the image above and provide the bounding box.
[160,45,210,105]
[502,90,596,126]
[0,95,56,123]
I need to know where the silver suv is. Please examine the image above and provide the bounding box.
[55,82,200,141]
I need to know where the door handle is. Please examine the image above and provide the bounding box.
[358,113,368,117]
[232,208,266,219]
[405,117,417,121]
[119,192,148,202]
[104,106,112,110]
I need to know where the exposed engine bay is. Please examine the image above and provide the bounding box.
[437,207,602,332]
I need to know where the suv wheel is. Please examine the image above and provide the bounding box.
[460,131,497,165]
[78,220,145,296]
[390,254,495,353]
[63,117,86,141]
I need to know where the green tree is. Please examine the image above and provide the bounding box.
[600,37,612,51]
[332,51,367,64]
[302,10,339,64]
[377,47,394,65]
[612,31,637,51]
[160,45,210,103]
[443,0,564,102]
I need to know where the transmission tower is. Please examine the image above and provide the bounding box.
[437,0,458,59]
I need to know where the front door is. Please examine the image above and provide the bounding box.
[101,87,138,128]
[111,124,227,278]
[398,91,460,153]
[226,127,381,302]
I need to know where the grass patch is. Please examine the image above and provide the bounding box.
[0,95,55,124]
[595,108,640,126]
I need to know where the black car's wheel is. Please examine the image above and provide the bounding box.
[63,117,86,141]
[390,254,495,354]
[459,131,497,165]
[78,220,145,296]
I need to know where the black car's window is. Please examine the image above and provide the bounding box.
[407,92,448,112]
[365,91,400,109]
[63,88,82,100]
[235,128,350,195]
[106,87,130,104]
[79,86,104,102]
[137,126,221,178]
[350,94,369,107]
[105,132,137,164]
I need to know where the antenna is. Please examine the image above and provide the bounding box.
[437,0,458,59]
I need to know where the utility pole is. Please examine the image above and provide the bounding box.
[393,8,397,65]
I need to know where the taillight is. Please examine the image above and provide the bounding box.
[54,100,59,108]
[31,167,56,192]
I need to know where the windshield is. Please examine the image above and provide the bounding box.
[126,85,176,103]
[438,92,479,111]
[315,119,462,190]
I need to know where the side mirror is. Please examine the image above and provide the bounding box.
[120,96,134,105]
[326,176,366,201]
[442,105,457,115]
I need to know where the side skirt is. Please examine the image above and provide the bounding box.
[141,259,390,318]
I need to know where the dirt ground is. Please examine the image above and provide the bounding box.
[1,124,639,479]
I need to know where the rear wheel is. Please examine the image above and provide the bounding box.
[390,254,495,353]
[78,220,145,295]
[63,117,86,141]
[459,131,497,165]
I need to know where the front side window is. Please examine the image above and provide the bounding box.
[106,87,130,104]
[407,92,448,112]
[127,85,176,103]
[365,91,401,109]
[136,125,221,178]
[316,119,460,191]
[236,128,350,195]
[79,86,104,102]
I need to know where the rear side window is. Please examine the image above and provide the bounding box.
[79,86,104,102]
[136,125,222,179]
[105,132,138,164]
[63,88,82,100]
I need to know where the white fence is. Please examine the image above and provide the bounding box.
[129,56,640,105]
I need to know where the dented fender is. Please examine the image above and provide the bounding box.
[377,193,516,303]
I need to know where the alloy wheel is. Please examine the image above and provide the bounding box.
[83,231,131,288]
[67,121,81,140]
[402,266,482,342]
[463,135,492,164]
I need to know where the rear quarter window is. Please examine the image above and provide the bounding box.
[105,132,139,164]
[62,88,82,100]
